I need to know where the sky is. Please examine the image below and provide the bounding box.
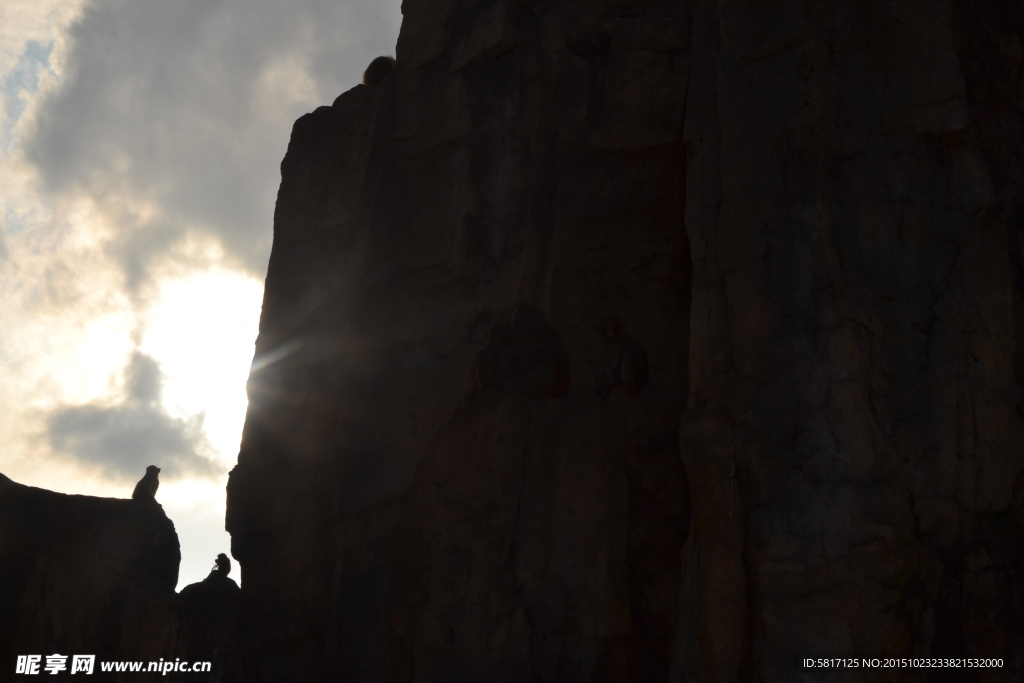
[0,0,402,589]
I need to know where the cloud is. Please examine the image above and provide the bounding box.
[23,0,402,288]
[0,40,54,152]
[46,350,220,480]
[0,1,81,86]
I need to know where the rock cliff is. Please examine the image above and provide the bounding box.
[0,473,180,680]
[0,474,243,681]
[225,0,1024,681]
[228,0,690,678]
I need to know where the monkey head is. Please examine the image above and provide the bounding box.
[213,553,231,576]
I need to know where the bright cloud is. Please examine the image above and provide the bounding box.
[140,267,264,466]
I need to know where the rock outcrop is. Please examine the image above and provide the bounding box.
[0,474,245,681]
[177,563,241,681]
[224,0,1024,680]
[0,473,180,679]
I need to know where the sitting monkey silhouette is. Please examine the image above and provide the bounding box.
[131,465,160,503]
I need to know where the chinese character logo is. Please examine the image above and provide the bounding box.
[71,655,95,675]
[16,655,41,675]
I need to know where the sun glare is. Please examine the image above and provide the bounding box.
[141,269,263,466]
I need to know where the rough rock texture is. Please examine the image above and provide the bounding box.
[680,1,1024,680]
[0,473,180,680]
[228,0,1024,681]
[227,0,691,680]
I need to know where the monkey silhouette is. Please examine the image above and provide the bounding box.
[131,465,161,503]
[363,55,396,86]
[179,552,239,601]
[595,316,648,398]
[207,553,231,581]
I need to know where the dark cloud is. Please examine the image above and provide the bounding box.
[46,351,220,479]
[26,0,401,287]
[124,349,162,403]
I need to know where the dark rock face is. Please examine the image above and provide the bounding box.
[467,305,571,397]
[0,474,243,681]
[178,571,241,680]
[228,0,690,679]
[0,473,180,678]
[227,0,1024,680]
[680,0,1024,680]
[391,393,688,683]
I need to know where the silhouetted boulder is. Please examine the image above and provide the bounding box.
[0,473,180,677]
[177,556,240,681]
